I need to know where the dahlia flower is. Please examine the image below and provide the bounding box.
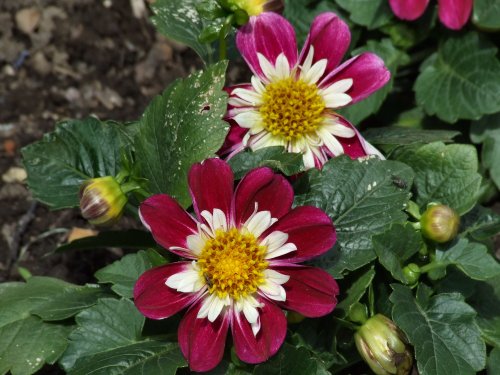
[134,158,339,371]
[389,0,473,30]
[220,12,390,169]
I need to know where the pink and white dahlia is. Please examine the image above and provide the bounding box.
[389,0,473,30]
[134,158,339,372]
[220,12,390,169]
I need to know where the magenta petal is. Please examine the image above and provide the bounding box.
[322,52,391,105]
[188,158,234,220]
[299,12,351,79]
[218,119,248,157]
[438,0,472,29]
[327,116,384,159]
[265,206,336,263]
[236,12,298,80]
[139,194,197,258]
[389,0,429,20]
[232,298,287,364]
[233,167,293,225]
[274,265,339,317]
[134,262,199,320]
[178,302,230,372]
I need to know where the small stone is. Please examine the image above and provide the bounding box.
[2,167,27,183]
[15,7,41,34]
[32,51,51,75]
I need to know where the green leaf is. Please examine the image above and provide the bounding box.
[393,142,482,214]
[335,267,375,318]
[335,0,393,29]
[253,343,329,375]
[22,118,131,209]
[364,127,459,147]
[134,62,229,207]
[372,223,422,283]
[460,206,500,241]
[94,250,167,298]
[61,298,142,369]
[228,146,304,180]
[488,347,500,375]
[68,341,186,375]
[473,0,500,30]
[435,239,500,281]
[150,0,215,63]
[414,32,500,123]
[390,284,486,375]
[0,278,78,375]
[338,39,409,124]
[56,229,156,253]
[295,156,414,277]
[471,113,500,190]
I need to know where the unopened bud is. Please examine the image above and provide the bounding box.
[355,314,413,375]
[286,311,305,324]
[420,204,460,243]
[79,176,127,226]
[402,263,420,285]
[221,0,283,17]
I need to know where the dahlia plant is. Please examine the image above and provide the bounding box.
[5,0,500,374]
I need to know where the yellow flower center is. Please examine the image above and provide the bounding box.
[197,228,268,300]
[259,78,326,142]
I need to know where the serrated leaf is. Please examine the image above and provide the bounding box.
[338,39,409,124]
[94,250,167,298]
[460,206,500,241]
[335,0,393,29]
[150,0,215,63]
[364,127,459,146]
[414,32,500,123]
[295,156,414,277]
[390,284,486,375]
[134,62,229,207]
[473,0,500,30]
[0,278,79,375]
[393,142,482,214]
[22,118,131,209]
[61,298,144,369]
[68,341,186,375]
[228,146,304,180]
[435,239,500,281]
[335,267,375,318]
[373,223,422,283]
[253,343,329,375]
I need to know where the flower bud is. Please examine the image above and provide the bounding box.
[221,0,284,16]
[420,204,460,243]
[402,263,420,285]
[355,314,413,375]
[286,311,305,324]
[79,176,127,226]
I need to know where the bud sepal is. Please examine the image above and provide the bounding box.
[355,314,413,375]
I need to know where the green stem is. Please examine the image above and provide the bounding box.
[419,261,443,274]
[115,170,129,184]
[368,283,375,318]
[218,32,227,61]
[332,316,361,331]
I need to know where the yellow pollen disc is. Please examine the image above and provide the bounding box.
[197,228,268,300]
[259,78,326,142]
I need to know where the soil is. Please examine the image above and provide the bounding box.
[0,0,200,285]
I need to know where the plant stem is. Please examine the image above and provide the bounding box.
[419,261,443,274]
[218,33,227,61]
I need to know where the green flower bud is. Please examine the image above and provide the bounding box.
[420,204,460,243]
[355,314,413,375]
[402,263,420,285]
[79,176,127,226]
[348,302,368,324]
[221,0,283,17]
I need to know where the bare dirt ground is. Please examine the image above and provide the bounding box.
[0,0,199,284]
